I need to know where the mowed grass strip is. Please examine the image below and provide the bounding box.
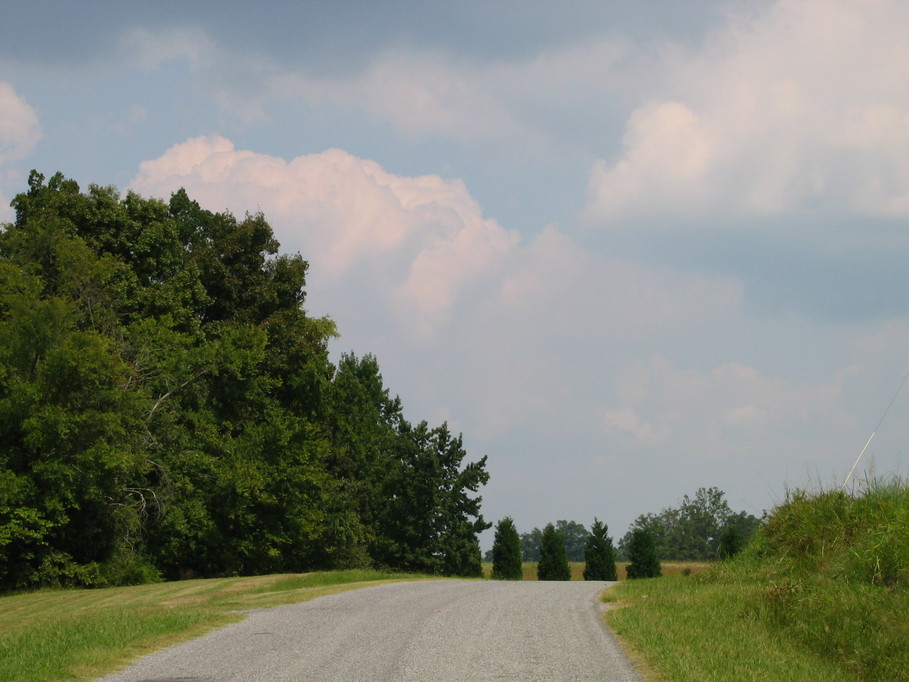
[0,569,430,681]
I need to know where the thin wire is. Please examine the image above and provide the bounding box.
[842,367,909,490]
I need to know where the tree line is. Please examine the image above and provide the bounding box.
[0,172,490,591]
[490,517,623,581]
[618,487,760,561]
[489,488,759,582]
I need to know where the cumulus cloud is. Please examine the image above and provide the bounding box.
[0,81,41,166]
[131,136,519,338]
[586,0,909,223]
[131,136,753,443]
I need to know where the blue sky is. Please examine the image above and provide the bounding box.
[3,0,909,545]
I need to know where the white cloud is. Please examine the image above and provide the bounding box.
[0,81,41,166]
[131,136,519,339]
[132,136,750,443]
[586,0,909,223]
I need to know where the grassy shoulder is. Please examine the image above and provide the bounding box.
[0,569,433,681]
[603,479,909,681]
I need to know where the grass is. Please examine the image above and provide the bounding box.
[603,477,909,681]
[0,568,431,681]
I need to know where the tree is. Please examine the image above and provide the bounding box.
[537,523,571,581]
[521,520,586,561]
[619,488,761,561]
[372,420,489,576]
[555,520,588,562]
[520,527,542,561]
[583,518,617,581]
[625,528,661,579]
[0,171,493,588]
[491,517,523,580]
[717,524,744,560]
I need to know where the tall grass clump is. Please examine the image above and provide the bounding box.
[605,476,909,681]
[745,477,909,679]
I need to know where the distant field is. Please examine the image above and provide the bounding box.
[481,561,712,580]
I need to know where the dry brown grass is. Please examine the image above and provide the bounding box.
[483,561,714,580]
[617,561,713,579]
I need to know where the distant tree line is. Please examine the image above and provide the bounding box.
[518,520,588,562]
[486,488,757,583]
[618,487,760,561]
[0,172,490,591]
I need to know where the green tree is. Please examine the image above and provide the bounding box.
[625,528,661,579]
[373,420,489,576]
[520,527,542,561]
[0,197,150,588]
[491,517,523,580]
[537,523,571,581]
[555,520,588,562]
[619,488,760,560]
[717,524,744,560]
[0,171,493,587]
[583,518,618,581]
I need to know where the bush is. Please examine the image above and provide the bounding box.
[744,478,909,678]
[717,525,744,560]
[491,517,523,580]
[537,523,571,581]
[583,518,618,581]
[625,528,661,579]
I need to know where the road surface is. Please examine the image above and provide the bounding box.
[98,580,641,681]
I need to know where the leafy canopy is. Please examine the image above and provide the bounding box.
[0,172,490,589]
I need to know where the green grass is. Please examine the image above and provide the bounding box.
[0,569,431,681]
[604,477,909,681]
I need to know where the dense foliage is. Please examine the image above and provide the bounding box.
[519,519,587,561]
[625,528,661,579]
[619,487,760,561]
[490,517,523,580]
[536,523,570,581]
[582,518,617,581]
[0,172,490,590]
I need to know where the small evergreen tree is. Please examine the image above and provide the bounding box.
[583,518,618,581]
[537,523,571,580]
[625,528,661,579]
[717,524,744,560]
[491,517,523,580]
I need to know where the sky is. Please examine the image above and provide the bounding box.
[3,0,909,548]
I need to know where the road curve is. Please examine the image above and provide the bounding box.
[98,580,641,681]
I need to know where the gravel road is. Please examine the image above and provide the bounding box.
[97,580,641,681]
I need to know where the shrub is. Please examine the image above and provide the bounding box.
[537,523,570,580]
[583,518,618,581]
[717,525,744,560]
[491,517,523,580]
[625,528,661,579]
